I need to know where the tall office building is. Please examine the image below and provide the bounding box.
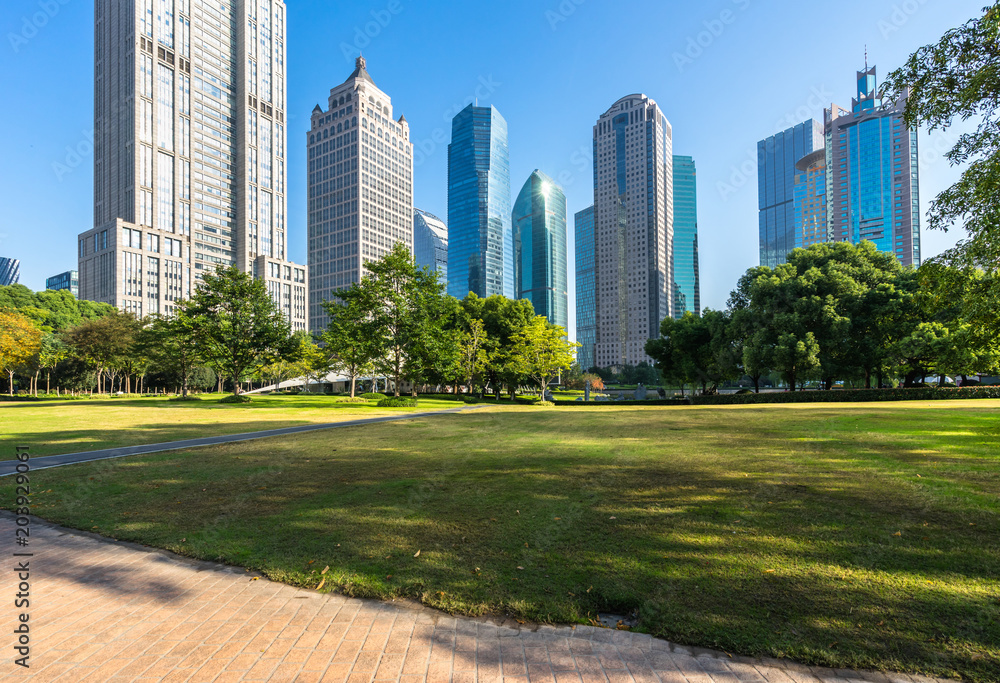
[672,155,700,318]
[757,120,825,268]
[447,105,512,300]
[47,270,80,297]
[0,258,19,286]
[78,0,307,329]
[826,66,920,266]
[413,209,448,286]
[574,206,596,372]
[592,94,673,368]
[512,170,568,331]
[793,149,827,251]
[307,57,413,332]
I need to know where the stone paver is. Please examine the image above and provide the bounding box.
[0,406,482,477]
[0,516,950,683]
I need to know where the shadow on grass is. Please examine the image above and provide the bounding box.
[5,406,998,680]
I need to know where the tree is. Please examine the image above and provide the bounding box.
[64,309,141,394]
[321,294,377,399]
[139,309,205,398]
[185,266,298,397]
[455,318,490,393]
[646,311,738,395]
[509,316,578,399]
[882,3,1000,269]
[0,310,42,395]
[773,332,820,392]
[36,333,68,395]
[462,294,535,398]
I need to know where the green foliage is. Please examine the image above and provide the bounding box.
[361,392,386,401]
[646,310,739,394]
[219,394,253,404]
[376,397,418,408]
[691,386,1000,405]
[508,316,579,397]
[185,266,297,396]
[0,284,115,333]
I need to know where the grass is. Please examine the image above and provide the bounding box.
[3,400,999,681]
[0,393,462,458]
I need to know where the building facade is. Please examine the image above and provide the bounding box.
[671,155,700,318]
[512,170,568,331]
[307,56,413,332]
[46,270,80,297]
[826,66,920,266]
[758,120,825,268]
[574,206,596,372]
[79,0,307,329]
[447,105,512,300]
[413,208,448,286]
[0,258,19,286]
[793,149,827,251]
[592,94,673,368]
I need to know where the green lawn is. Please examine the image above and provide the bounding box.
[0,393,462,457]
[3,401,998,681]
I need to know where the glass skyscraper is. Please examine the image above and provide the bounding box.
[574,206,596,372]
[0,258,19,287]
[447,105,512,300]
[757,120,825,268]
[826,66,920,266]
[671,155,699,318]
[46,270,79,297]
[413,208,448,286]
[793,149,827,251]
[512,170,568,331]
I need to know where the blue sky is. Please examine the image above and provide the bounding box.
[0,0,983,335]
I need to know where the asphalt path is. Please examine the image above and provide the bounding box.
[0,405,482,477]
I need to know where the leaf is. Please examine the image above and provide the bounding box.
[322,566,329,575]
[414,550,421,557]
[893,531,902,537]
[317,578,326,590]
[517,566,524,570]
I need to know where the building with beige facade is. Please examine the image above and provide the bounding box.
[307,56,413,333]
[79,0,307,330]
[591,94,673,368]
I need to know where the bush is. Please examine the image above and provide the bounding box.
[377,397,418,408]
[555,397,691,407]
[361,392,386,401]
[331,396,369,403]
[689,386,1000,406]
[534,400,555,407]
[169,395,202,402]
[220,394,253,404]
[460,396,480,404]
[735,388,753,395]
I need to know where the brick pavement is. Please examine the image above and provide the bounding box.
[0,516,948,683]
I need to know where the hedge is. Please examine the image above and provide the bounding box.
[690,386,1000,405]
[377,397,418,408]
[360,392,387,401]
[554,398,691,407]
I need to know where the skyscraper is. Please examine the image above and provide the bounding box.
[574,206,596,372]
[793,149,827,251]
[78,0,307,329]
[307,56,413,332]
[47,270,80,298]
[447,105,512,300]
[512,170,568,331]
[672,155,700,318]
[826,66,920,266]
[413,209,448,286]
[757,120,825,268]
[592,94,673,368]
[0,258,19,286]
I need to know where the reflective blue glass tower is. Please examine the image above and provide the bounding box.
[757,121,824,267]
[512,170,568,331]
[0,258,20,287]
[574,206,596,371]
[672,156,699,318]
[447,105,512,299]
[413,209,448,287]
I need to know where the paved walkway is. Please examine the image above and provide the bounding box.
[0,516,947,683]
[0,406,481,477]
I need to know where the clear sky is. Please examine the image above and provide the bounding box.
[0,0,982,337]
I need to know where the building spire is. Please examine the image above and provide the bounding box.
[356,53,366,71]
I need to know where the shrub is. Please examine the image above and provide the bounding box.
[169,395,202,402]
[220,394,252,404]
[331,396,368,403]
[377,397,418,408]
[689,386,1000,406]
[460,396,480,404]
[361,392,386,401]
[534,400,555,407]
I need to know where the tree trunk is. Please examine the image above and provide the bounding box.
[350,375,357,398]
[751,376,760,394]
